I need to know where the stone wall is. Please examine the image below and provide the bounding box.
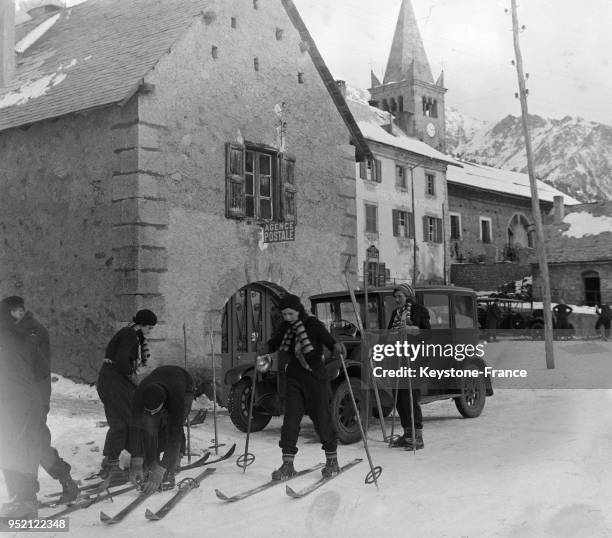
[0,107,122,381]
[532,262,612,305]
[451,263,531,292]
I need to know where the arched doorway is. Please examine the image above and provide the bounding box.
[221,281,287,359]
[507,213,533,248]
[582,270,601,306]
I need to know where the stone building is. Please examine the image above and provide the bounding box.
[531,199,612,305]
[448,161,580,290]
[345,89,458,286]
[0,0,370,382]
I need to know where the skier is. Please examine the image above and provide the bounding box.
[595,302,611,341]
[128,365,194,494]
[258,294,347,480]
[0,296,79,505]
[387,284,431,450]
[96,309,157,487]
[0,302,41,518]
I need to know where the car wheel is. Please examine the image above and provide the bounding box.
[530,322,544,340]
[227,377,272,433]
[331,377,364,444]
[454,367,487,418]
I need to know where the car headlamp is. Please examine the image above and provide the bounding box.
[256,354,272,373]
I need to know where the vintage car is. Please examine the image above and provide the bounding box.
[220,283,493,444]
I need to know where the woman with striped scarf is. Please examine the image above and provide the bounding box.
[259,294,347,480]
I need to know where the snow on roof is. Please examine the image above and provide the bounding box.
[562,211,612,238]
[346,96,459,166]
[447,161,581,205]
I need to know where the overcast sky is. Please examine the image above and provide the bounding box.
[15,0,612,125]
[293,0,612,124]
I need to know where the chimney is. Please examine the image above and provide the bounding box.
[553,195,564,224]
[335,79,346,98]
[0,0,15,87]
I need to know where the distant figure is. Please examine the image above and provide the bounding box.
[485,302,501,342]
[595,303,611,341]
[553,300,573,339]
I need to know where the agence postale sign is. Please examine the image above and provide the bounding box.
[262,221,296,243]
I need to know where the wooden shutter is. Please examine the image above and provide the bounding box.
[359,162,367,180]
[392,210,399,237]
[226,142,246,218]
[408,212,414,238]
[423,215,429,242]
[377,262,386,286]
[279,153,296,222]
[436,217,443,243]
[375,160,382,183]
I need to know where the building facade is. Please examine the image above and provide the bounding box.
[0,0,369,381]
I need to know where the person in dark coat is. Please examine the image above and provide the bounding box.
[1,296,78,505]
[259,294,347,480]
[96,309,157,487]
[595,303,611,341]
[387,283,430,451]
[0,302,41,518]
[128,366,194,494]
[553,300,573,339]
[485,301,501,342]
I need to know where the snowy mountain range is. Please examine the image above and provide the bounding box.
[446,109,612,203]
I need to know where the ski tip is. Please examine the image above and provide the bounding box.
[99,511,115,524]
[226,443,237,457]
[144,508,160,521]
[285,485,299,498]
[214,489,229,501]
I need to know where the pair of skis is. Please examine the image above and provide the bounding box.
[215,458,362,501]
[42,444,235,520]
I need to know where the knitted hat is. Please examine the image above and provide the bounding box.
[142,383,166,412]
[133,309,157,326]
[393,284,415,300]
[278,294,303,312]
[1,296,25,310]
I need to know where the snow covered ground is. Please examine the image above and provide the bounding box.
[3,340,612,537]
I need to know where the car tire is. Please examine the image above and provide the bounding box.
[331,377,365,444]
[454,366,487,418]
[530,322,544,340]
[228,377,272,433]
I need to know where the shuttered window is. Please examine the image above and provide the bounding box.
[392,209,414,238]
[423,216,443,243]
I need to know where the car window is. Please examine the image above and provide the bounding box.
[453,295,476,328]
[423,293,450,328]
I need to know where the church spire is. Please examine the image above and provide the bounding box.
[383,0,433,85]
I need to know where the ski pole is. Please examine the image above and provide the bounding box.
[388,353,401,447]
[209,325,219,455]
[343,256,388,441]
[338,353,382,488]
[183,322,191,464]
[236,358,258,472]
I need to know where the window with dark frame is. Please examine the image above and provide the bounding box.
[422,96,438,118]
[480,218,492,243]
[359,159,382,183]
[395,164,407,188]
[392,209,413,238]
[425,173,436,195]
[450,214,461,240]
[365,203,378,233]
[423,216,443,243]
[225,143,296,222]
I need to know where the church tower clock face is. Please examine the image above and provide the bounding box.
[426,122,436,138]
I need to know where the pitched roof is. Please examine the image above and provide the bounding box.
[383,0,433,85]
[345,93,458,166]
[447,160,581,205]
[542,202,612,263]
[0,0,211,132]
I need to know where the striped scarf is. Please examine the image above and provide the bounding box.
[279,319,314,356]
[392,304,413,329]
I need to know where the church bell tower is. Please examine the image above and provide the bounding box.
[369,0,447,151]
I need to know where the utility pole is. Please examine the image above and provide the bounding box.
[510,0,554,368]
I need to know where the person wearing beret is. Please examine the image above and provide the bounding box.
[96,309,157,487]
[387,284,430,450]
[128,365,194,494]
[258,294,347,481]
